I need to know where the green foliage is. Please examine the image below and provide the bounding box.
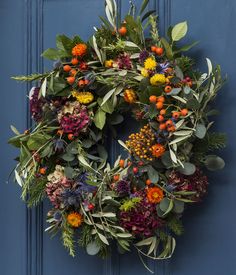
[27,178,47,207]
[175,56,195,73]
[207,132,227,151]
[62,222,75,257]
[11,72,50,82]
[167,216,184,236]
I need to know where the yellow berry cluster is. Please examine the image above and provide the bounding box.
[123,89,137,104]
[126,124,155,161]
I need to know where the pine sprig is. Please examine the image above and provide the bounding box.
[207,132,227,151]
[27,178,47,207]
[11,72,50,82]
[62,223,75,257]
[167,217,184,236]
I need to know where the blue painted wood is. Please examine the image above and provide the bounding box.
[1,0,236,275]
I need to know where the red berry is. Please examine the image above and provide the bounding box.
[133,167,139,174]
[88,203,95,210]
[155,47,164,56]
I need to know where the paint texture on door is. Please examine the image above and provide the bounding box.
[0,1,235,275]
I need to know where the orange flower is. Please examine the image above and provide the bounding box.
[72,43,87,57]
[147,187,164,203]
[151,144,165,158]
[67,212,83,227]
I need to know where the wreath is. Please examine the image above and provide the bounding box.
[9,0,226,270]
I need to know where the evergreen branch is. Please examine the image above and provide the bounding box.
[11,72,50,82]
[167,216,184,236]
[207,132,227,151]
[27,178,47,207]
[62,223,75,257]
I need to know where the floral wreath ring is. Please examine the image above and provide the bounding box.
[10,0,226,270]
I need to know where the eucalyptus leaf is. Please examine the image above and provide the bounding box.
[86,242,101,255]
[195,123,207,139]
[178,162,196,175]
[147,166,159,183]
[94,109,106,130]
[173,200,185,214]
[204,155,225,171]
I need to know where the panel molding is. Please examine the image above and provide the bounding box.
[25,1,44,275]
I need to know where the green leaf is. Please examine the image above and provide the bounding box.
[61,153,75,162]
[141,10,156,22]
[41,48,68,60]
[175,41,199,53]
[94,109,106,130]
[139,0,149,15]
[204,155,225,171]
[159,198,173,215]
[10,125,20,135]
[108,113,124,125]
[173,200,185,214]
[147,166,159,183]
[86,242,101,255]
[160,37,173,59]
[27,133,51,150]
[98,232,109,245]
[40,77,47,97]
[186,98,200,109]
[97,144,108,160]
[195,123,207,139]
[99,98,114,114]
[64,167,75,179]
[171,21,188,41]
[56,34,72,54]
[178,162,196,175]
[116,233,133,238]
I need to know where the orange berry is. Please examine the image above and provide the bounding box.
[63,65,71,72]
[172,111,180,119]
[156,101,163,109]
[39,167,47,175]
[66,76,75,85]
[164,85,172,93]
[166,119,173,127]
[159,123,166,130]
[149,95,157,103]
[155,47,164,56]
[57,129,63,136]
[70,69,77,76]
[84,79,89,85]
[151,46,158,53]
[168,125,176,132]
[160,109,166,115]
[113,174,120,181]
[119,159,125,168]
[71,58,79,65]
[68,133,74,140]
[146,179,152,186]
[78,79,85,87]
[118,26,127,36]
[157,115,164,122]
[157,96,165,103]
[180,109,188,116]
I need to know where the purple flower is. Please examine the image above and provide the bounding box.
[29,87,46,122]
[117,53,132,70]
[76,173,97,193]
[139,50,149,64]
[61,188,81,207]
[156,62,170,74]
[115,180,130,196]
[119,191,162,237]
[59,107,90,136]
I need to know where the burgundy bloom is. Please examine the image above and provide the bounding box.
[139,50,149,64]
[117,53,132,70]
[46,177,73,208]
[59,104,90,136]
[168,168,208,201]
[115,180,130,196]
[119,191,161,237]
[29,87,46,122]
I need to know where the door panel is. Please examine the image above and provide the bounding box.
[1,1,235,275]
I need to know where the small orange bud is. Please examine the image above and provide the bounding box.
[63,65,71,72]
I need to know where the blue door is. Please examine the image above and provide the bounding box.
[1,0,235,274]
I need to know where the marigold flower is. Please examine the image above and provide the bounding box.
[146,187,164,203]
[72,91,94,104]
[144,57,157,70]
[105,59,114,68]
[72,43,87,57]
[151,143,165,158]
[123,89,137,104]
[141,68,149,77]
[150,74,166,86]
[67,212,83,227]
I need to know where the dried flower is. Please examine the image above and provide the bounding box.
[150,74,166,86]
[146,187,164,203]
[67,212,83,227]
[72,91,94,104]
[117,53,132,70]
[115,180,130,196]
[29,87,46,121]
[139,50,149,64]
[123,89,137,104]
[151,143,165,158]
[144,57,157,70]
[72,43,87,56]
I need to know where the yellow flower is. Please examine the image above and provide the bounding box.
[67,212,83,227]
[105,59,113,68]
[144,57,157,70]
[141,68,149,77]
[150,74,166,86]
[72,91,94,104]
